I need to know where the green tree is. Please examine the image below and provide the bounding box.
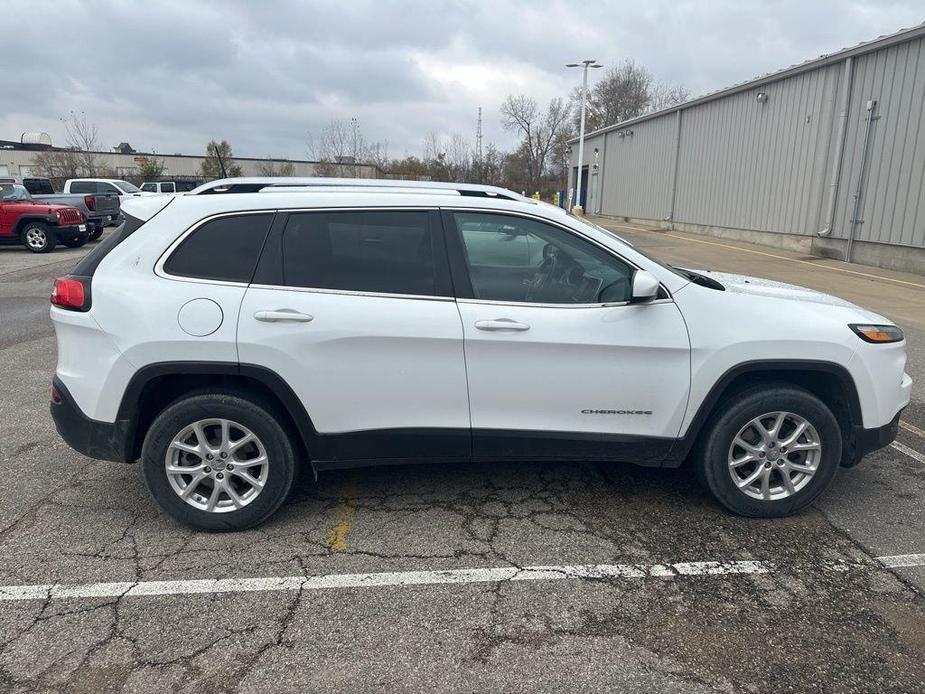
[137,154,166,180]
[200,140,243,179]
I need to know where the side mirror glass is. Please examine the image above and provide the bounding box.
[631,270,660,303]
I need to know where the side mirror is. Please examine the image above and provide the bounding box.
[630,270,660,303]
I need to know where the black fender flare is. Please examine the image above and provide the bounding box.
[117,361,321,460]
[14,215,57,237]
[666,359,863,465]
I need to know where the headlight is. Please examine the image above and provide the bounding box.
[849,324,904,343]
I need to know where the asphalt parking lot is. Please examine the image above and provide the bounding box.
[1,226,924,693]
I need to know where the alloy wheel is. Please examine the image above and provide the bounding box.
[165,418,269,513]
[25,227,47,250]
[727,411,821,501]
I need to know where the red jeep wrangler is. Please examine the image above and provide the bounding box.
[0,183,88,253]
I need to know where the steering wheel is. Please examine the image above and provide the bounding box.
[525,244,559,301]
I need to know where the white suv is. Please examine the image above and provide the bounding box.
[49,180,912,530]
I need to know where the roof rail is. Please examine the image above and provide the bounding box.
[257,186,461,196]
[189,176,528,202]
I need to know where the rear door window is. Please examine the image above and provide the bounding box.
[141,183,156,192]
[277,210,447,296]
[163,213,274,283]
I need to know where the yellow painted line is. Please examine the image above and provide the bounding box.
[900,420,925,440]
[602,222,925,291]
[325,478,358,551]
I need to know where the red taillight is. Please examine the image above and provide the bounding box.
[51,276,90,311]
[84,195,96,211]
[51,386,62,404]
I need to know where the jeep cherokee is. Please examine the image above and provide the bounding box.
[49,180,911,530]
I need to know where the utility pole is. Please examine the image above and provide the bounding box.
[566,60,602,213]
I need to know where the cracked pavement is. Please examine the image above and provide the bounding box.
[1,231,925,693]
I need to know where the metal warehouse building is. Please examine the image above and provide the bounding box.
[569,23,925,275]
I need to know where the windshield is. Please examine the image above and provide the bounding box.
[115,180,142,193]
[0,184,31,201]
[571,216,689,280]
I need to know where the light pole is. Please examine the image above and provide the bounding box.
[566,60,602,213]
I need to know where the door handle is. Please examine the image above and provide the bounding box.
[254,309,314,323]
[474,318,530,331]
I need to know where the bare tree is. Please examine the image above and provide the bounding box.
[570,60,690,131]
[500,95,570,187]
[62,111,101,175]
[648,82,691,112]
[571,60,651,132]
[310,118,388,177]
[31,111,104,179]
[31,148,83,180]
[256,159,296,176]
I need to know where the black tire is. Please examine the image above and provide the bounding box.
[20,222,56,253]
[61,233,89,248]
[694,384,842,517]
[89,227,103,241]
[142,391,297,531]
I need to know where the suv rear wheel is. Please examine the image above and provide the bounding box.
[142,391,297,531]
[695,385,842,517]
[21,222,56,253]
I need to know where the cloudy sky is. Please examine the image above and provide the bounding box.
[2,1,922,161]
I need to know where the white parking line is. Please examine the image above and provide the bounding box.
[4,556,925,603]
[878,554,925,569]
[0,561,770,602]
[891,441,925,465]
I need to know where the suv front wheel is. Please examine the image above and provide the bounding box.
[21,222,56,253]
[142,391,297,531]
[695,385,842,517]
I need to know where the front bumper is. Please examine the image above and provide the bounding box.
[50,377,133,463]
[842,410,903,467]
[55,223,88,241]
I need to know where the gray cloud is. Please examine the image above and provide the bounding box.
[2,0,922,159]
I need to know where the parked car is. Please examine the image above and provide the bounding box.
[140,180,200,194]
[49,181,911,530]
[0,176,120,239]
[140,181,176,194]
[0,183,87,252]
[63,178,150,198]
[64,179,154,225]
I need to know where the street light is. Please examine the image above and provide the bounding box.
[566,60,602,214]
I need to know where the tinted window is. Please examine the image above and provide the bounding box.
[281,211,438,296]
[164,214,274,283]
[162,182,176,193]
[69,181,95,194]
[454,212,634,304]
[24,178,55,194]
[141,183,156,192]
[98,183,121,195]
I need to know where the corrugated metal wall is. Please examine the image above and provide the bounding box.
[834,37,925,246]
[596,115,677,220]
[576,34,925,250]
[674,62,841,235]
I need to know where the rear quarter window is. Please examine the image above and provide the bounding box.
[69,181,95,194]
[163,213,274,283]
